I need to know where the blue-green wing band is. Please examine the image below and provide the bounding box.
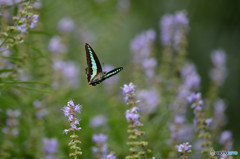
[102,67,123,81]
[85,43,103,82]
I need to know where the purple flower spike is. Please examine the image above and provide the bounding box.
[122,82,135,95]
[176,142,192,153]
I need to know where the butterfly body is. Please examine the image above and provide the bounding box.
[85,43,123,86]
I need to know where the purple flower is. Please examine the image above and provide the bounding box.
[212,99,226,129]
[30,14,39,29]
[219,131,233,150]
[33,100,48,119]
[176,142,192,153]
[17,23,27,34]
[43,138,58,154]
[107,152,116,159]
[64,129,69,134]
[181,62,200,90]
[205,118,212,127]
[92,134,108,144]
[209,49,227,86]
[126,107,141,125]
[89,115,107,128]
[160,14,174,46]
[174,11,189,28]
[3,109,21,137]
[52,60,80,89]
[219,131,232,144]
[58,17,75,33]
[142,58,157,80]
[130,29,156,64]
[211,50,226,68]
[48,36,67,53]
[175,115,185,124]
[63,100,82,133]
[122,82,135,96]
[137,88,160,114]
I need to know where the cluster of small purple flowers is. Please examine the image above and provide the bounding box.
[63,100,82,157]
[160,11,188,50]
[52,59,80,89]
[122,82,151,158]
[122,82,136,103]
[126,107,141,125]
[16,14,39,34]
[92,134,108,158]
[130,29,157,81]
[33,100,48,119]
[92,134,116,159]
[42,137,58,159]
[137,88,160,114]
[209,50,227,86]
[63,100,81,134]
[2,109,21,137]
[176,142,192,154]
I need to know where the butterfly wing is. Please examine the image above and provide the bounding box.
[85,43,103,82]
[102,67,123,82]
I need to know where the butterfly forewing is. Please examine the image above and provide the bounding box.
[102,67,123,81]
[85,43,102,82]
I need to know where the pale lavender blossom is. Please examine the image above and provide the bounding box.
[2,109,21,137]
[219,131,233,150]
[92,134,108,144]
[0,0,13,5]
[142,58,157,80]
[188,92,204,117]
[174,11,189,28]
[48,36,67,53]
[181,62,200,90]
[33,100,48,119]
[160,14,174,46]
[173,11,189,50]
[160,11,189,50]
[92,134,108,158]
[211,50,226,67]
[137,88,160,114]
[58,17,75,33]
[209,49,227,86]
[176,142,192,153]
[17,23,27,34]
[107,152,116,159]
[30,14,39,29]
[122,82,135,96]
[52,59,80,89]
[212,99,226,129]
[89,115,107,128]
[126,107,141,125]
[43,137,58,159]
[205,118,212,127]
[63,100,82,134]
[169,124,193,142]
[130,29,156,64]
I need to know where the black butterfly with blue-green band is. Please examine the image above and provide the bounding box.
[85,43,123,86]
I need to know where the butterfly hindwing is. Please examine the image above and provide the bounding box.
[85,43,102,82]
[102,67,123,81]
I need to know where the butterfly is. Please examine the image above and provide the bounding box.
[85,43,123,86]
